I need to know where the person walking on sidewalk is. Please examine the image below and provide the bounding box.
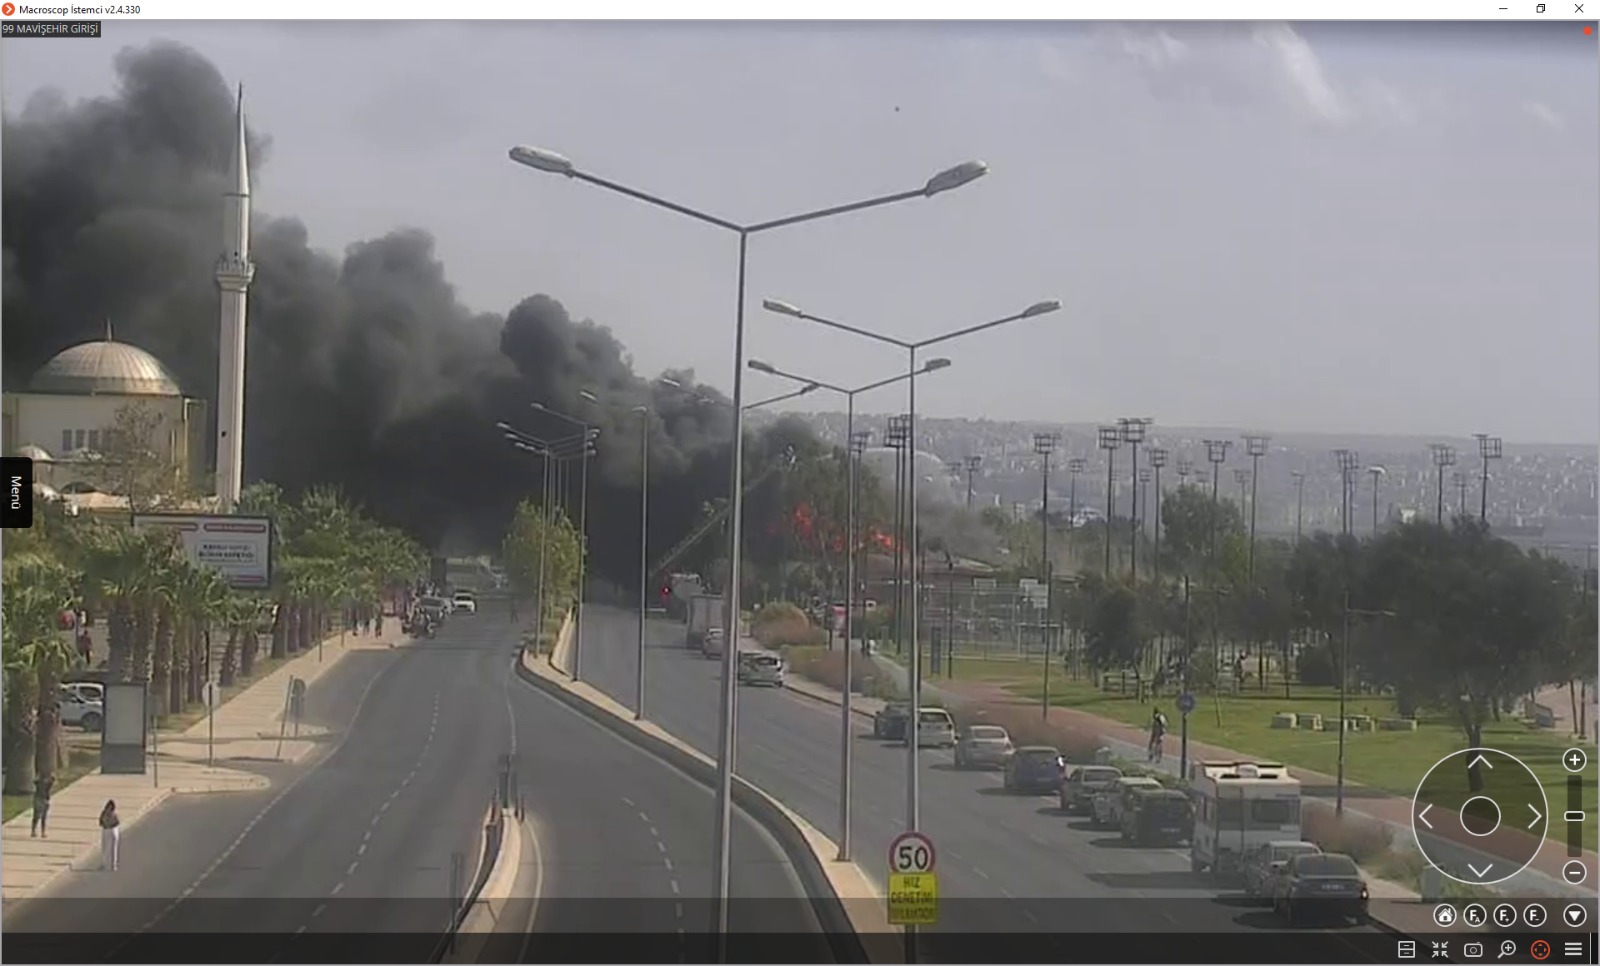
[30,775,54,837]
[98,799,121,871]
[1148,708,1169,763]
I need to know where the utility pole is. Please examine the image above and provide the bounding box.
[1098,427,1123,578]
[964,455,982,511]
[1290,471,1306,544]
[1137,468,1153,542]
[1204,440,1232,569]
[1367,466,1386,532]
[1234,468,1251,517]
[1067,457,1086,564]
[1034,432,1059,717]
[1334,450,1360,537]
[1453,471,1469,518]
[1429,444,1456,525]
[1243,435,1269,582]
[1119,418,1150,581]
[1473,433,1502,525]
[1148,448,1168,588]
[887,416,910,657]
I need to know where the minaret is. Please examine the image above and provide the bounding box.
[214,85,254,512]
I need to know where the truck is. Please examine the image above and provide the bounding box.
[1188,760,1302,879]
[686,593,723,650]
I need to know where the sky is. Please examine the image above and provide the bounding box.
[5,20,1597,444]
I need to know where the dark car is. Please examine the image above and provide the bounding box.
[1119,788,1193,846]
[1059,764,1123,814]
[1272,852,1370,926]
[1003,746,1066,794]
[873,702,912,740]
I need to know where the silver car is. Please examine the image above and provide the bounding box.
[954,724,1014,769]
[737,652,785,687]
[60,682,105,732]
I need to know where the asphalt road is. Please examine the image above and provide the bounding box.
[8,604,835,964]
[575,605,1389,960]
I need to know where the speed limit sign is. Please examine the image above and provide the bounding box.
[889,831,937,874]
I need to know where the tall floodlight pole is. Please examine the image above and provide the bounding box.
[1367,466,1386,532]
[1148,448,1168,587]
[1204,440,1232,568]
[1429,444,1457,525]
[762,299,1063,954]
[1119,418,1150,581]
[1137,467,1153,542]
[1243,435,1269,582]
[747,358,955,864]
[886,416,910,658]
[964,455,982,510]
[1034,432,1060,717]
[1290,471,1306,544]
[1234,468,1251,513]
[1177,457,1194,489]
[1067,457,1087,563]
[1334,450,1360,536]
[1097,427,1123,577]
[1453,471,1469,517]
[510,146,988,941]
[1473,434,1502,525]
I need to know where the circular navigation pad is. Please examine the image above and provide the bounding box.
[1413,748,1549,886]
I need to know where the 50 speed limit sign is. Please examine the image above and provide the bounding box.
[889,831,937,874]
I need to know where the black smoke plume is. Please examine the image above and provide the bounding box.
[2,41,806,584]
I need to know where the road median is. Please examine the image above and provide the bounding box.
[515,635,893,964]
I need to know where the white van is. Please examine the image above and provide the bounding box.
[915,708,957,749]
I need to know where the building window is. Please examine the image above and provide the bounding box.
[87,429,101,452]
[61,429,73,452]
[73,429,86,450]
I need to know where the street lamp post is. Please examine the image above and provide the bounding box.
[964,455,982,511]
[1148,448,1167,587]
[1177,457,1194,489]
[1429,444,1457,525]
[1337,594,1396,815]
[1453,471,1469,517]
[886,416,910,659]
[532,402,598,682]
[1066,457,1087,565]
[1290,471,1306,544]
[1119,418,1150,581]
[510,147,988,937]
[1243,435,1269,582]
[745,357,954,863]
[1097,427,1123,577]
[1473,434,1503,525]
[761,297,1062,947]
[634,405,650,719]
[501,423,596,665]
[1034,432,1060,718]
[1204,440,1232,567]
[1367,466,1386,533]
[1334,450,1360,537]
[1234,467,1251,513]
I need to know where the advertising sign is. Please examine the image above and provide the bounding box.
[133,513,273,588]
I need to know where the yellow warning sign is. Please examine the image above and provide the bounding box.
[887,872,939,925]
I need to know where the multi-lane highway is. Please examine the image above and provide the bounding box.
[576,604,1389,960]
[6,604,836,964]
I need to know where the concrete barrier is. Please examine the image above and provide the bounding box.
[440,809,539,964]
[514,641,892,964]
[547,610,576,678]
[429,801,504,964]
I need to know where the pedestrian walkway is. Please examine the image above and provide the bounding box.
[1,622,403,906]
[932,675,1595,897]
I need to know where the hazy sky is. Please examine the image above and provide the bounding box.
[6,21,1597,443]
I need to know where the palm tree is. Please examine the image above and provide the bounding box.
[3,554,77,794]
[78,526,150,681]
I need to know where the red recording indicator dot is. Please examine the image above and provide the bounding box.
[1586,25,1594,34]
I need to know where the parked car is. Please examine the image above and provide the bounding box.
[1060,764,1124,814]
[1243,841,1322,901]
[60,682,105,732]
[701,627,726,659]
[1271,852,1369,925]
[1003,746,1066,793]
[954,724,1014,770]
[1119,787,1194,846]
[872,701,911,740]
[1091,776,1162,828]
[915,708,957,749]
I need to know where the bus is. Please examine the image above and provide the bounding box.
[1189,760,1302,878]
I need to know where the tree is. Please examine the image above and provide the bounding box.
[2,553,78,794]
[1083,579,1153,689]
[96,401,187,511]
[502,498,583,621]
[1159,485,1245,576]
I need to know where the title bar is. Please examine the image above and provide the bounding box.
[0,2,1597,20]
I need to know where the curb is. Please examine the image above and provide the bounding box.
[429,801,506,964]
[438,807,528,964]
[513,650,881,964]
[783,680,877,721]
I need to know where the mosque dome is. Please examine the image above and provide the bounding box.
[15,444,54,462]
[29,339,183,397]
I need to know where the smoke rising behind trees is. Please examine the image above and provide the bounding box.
[1,40,782,584]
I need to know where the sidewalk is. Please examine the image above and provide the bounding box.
[932,674,1594,897]
[1,623,403,905]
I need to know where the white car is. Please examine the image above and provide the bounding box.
[702,628,726,658]
[452,592,477,615]
[914,708,957,749]
[60,682,105,732]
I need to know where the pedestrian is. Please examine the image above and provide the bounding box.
[77,627,93,667]
[98,799,121,871]
[31,775,54,838]
[1148,707,1169,763]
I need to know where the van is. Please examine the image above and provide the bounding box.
[916,708,957,749]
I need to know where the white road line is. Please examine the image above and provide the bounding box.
[347,861,359,876]
[331,882,344,895]
[670,879,681,895]
[295,925,307,935]
[1022,908,1038,923]
[313,903,327,918]
[357,844,367,856]
[657,840,668,853]
[639,811,652,825]
[973,867,991,880]
[622,796,636,807]
[663,857,674,871]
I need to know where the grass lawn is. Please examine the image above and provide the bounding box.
[947,654,1597,845]
[2,745,102,823]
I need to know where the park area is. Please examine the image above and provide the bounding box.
[943,653,1596,846]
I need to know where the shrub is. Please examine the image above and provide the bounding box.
[780,645,902,699]
[753,602,824,647]
[1296,644,1337,687]
[1301,801,1393,863]
[949,701,1106,762]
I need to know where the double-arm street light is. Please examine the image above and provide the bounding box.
[1473,433,1503,525]
[657,375,822,413]
[1147,448,1168,587]
[761,299,1061,848]
[746,356,952,863]
[509,146,989,935]
[498,422,596,666]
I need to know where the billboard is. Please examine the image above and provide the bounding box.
[132,513,273,589]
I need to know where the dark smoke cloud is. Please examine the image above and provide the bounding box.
[2,41,807,582]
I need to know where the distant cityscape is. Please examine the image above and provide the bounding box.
[753,410,1599,567]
